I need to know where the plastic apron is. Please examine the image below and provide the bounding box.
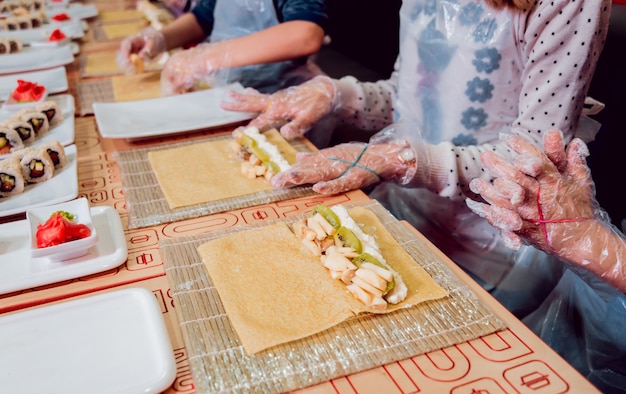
[209,0,323,93]
[369,1,626,389]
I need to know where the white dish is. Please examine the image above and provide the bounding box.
[0,20,84,41]
[0,45,74,75]
[0,144,77,218]
[0,94,76,156]
[1,86,48,112]
[0,288,176,394]
[0,67,68,101]
[47,0,71,8]
[48,3,99,20]
[93,83,255,140]
[0,205,126,294]
[27,197,99,261]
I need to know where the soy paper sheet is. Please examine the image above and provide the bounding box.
[198,206,448,355]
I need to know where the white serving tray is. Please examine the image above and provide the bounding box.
[93,83,254,140]
[0,45,74,75]
[0,205,127,295]
[0,20,84,42]
[48,2,99,20]
[0,143,78,217]
[0,94,76,157]
[0,287,176,394]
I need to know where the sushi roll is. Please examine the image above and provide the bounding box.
[29,13,42,28]
[18,108,49,136]
[0,156,25,197]
[0,126,25,155]
[5,17,19,31]
[0,38,9,55]
[15,15,31,30]
[8,0,22,12]
[39,140,66,168]
[1,118,35,144]
[32,0,44,12]
[36,100,63,127]
[5,37,22,53]
[19,0,33,11]
[20,146,54,183]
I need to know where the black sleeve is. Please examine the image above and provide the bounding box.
[190,0,217,36]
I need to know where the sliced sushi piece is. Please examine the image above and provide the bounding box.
[0,38,9,55]
[29,13,43,28]
[32,0,45,12]
[1,118,35,144]
[18,109,49,136]
[6,37,22,53]
[20,147,54,183]
[15,15,31,30]
[39,140,66,168]
[36,100,64,127]
[5,17,19,31]
[0,156,26,197]
[0,126,25,155]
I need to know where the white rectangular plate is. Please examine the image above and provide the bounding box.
[48,3,99,20]
[0,288,176,394]
[93,83,255,140]
[0,20,84,42]
[0,205,127,295]
[0,144,78,217]
[0,67,68,102]
[0,45,74,75]
[0,94,75,157]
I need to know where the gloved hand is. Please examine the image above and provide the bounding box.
[467,130,626,292]
[160,42,227,95]
[220,75,336,140]
[271,139,415,195]
[466,130,596,251]
[116,27,166,73]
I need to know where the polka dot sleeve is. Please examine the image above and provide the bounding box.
[331,74,397,132]
[514,0,611,145]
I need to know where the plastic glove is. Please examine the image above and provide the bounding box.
[116,27,166,73]
[160,43,228,95]
[271,139,415,195]
[220,75,336,140]
[466,130,625,292]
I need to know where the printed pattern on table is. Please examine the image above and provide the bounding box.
[296,329,574,394]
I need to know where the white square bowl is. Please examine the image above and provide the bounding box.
[1,86,48,112]
[27,197,98,261]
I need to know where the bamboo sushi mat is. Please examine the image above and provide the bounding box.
[79,53,125,79]
[91,20,149,41]
[161,200,506,394]
[114,134,317,229]
[76,79,113,115]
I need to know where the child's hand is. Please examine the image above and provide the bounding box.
[160,43,225,95]
[117,28,166,74]
[221,76,336,140]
